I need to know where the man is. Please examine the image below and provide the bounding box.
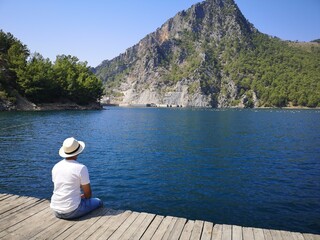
[50,137,103,219]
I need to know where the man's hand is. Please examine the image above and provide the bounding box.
[81,184,92,199]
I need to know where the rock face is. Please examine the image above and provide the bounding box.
[95,0,259,107]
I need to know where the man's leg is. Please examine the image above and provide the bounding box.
[55,198,103,220]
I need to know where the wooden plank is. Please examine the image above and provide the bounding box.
[303,234,314,240]
[66,208,111,240]
[0,197,45,218]
[0,194,320,240]
[53,219,86,240]
[0,197,39,213]
[96,210,133,240]
[190,220,204,240]
[0,208,49,239]
[129,213,155,240]
[280,230,295,240]
[263,229,273,240]
[81,210,125,240]
[0,197,40,218]
[33,217,76,240]
[166,217,187,239]
[201,221,213,240]
[232,225,243,240]
[118,212,148,240]
[0,194,20,209]
[290,232,305,240]
[0,195,23,213]
[60,209,122,240]
[242,227,255,240]
[270,230,283,240]
[0,194,11,200]
[211,224,223,240]
[160,217,178,240]
[312,234,320,240]
[0,194,16,202]
[3,197,43,211]
[304,233,320,240]
[53,207,107,240]
[180,220,195,240]
[0,204,52,239]
[37,216,80,240]
[1,194,20,200]
[0,200,47,233]
[253,228,265,240]
[0,195,31,214]
[140,215,164,240]
[3,207,58,239]
[151,216,175,240]
[221,224,232,240]
[0,195,8,201]
[108,211,140,240]
[65,209,121,240]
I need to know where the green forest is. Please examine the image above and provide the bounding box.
[163,32,320,108]
[224,34,320,107]
[0,30,103,106]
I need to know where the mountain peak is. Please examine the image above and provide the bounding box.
[95,0,320,108]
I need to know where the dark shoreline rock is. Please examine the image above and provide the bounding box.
[1,91,103,111]
[0,101,103,112]
[36,102,103,111]
[0,99,16,111]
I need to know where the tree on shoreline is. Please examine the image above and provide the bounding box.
[0,30,103,105]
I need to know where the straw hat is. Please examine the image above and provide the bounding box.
[59,137,85,158]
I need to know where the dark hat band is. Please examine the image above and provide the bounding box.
[65,143,81,155]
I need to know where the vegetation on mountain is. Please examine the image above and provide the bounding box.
[95,0,320,108]
[225,34,320,107]
[0,30,103,108]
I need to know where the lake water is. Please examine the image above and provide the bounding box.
[0,107,319,234]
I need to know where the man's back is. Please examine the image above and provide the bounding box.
[50,159,90,213]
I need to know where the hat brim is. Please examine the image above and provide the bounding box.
[59,141,85,158]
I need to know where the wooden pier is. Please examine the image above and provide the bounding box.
[0,193,319,240]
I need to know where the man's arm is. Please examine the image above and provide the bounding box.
[81,183,92,199]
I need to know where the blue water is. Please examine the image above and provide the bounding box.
[0,108,319,234]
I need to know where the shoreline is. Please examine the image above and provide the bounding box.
[36,102,103,111]
[1,92,103,111]
[2,100,318,112]
[103,103,319,110]
[0,92,103,111]
[0,101,103,112]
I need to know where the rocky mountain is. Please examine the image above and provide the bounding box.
[95,0,320,108]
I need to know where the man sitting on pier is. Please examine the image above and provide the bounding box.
[50,137,103,219]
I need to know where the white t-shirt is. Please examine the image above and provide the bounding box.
[50,159,90,214]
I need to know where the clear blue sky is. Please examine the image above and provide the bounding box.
[1,0,319,67]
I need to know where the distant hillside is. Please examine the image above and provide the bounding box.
[95,0,320,108]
